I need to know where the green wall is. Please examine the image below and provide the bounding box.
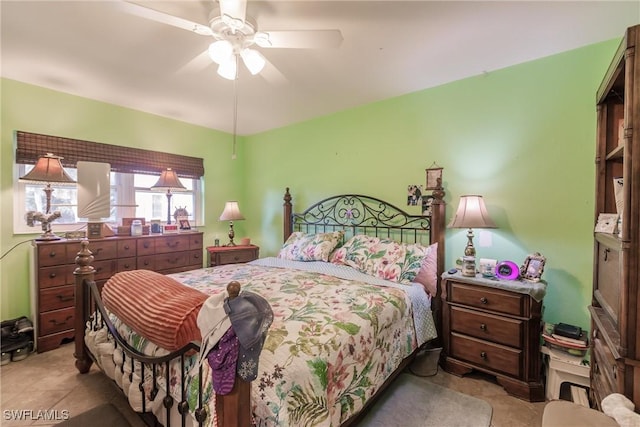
[1,38,620,333]
[242,39,620,331]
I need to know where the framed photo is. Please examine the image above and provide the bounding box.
[425,165,443,190]
[178,216,191,231]
[421,195,434,216]
[520,252,546,282]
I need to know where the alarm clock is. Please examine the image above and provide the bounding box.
[495,260,519,280]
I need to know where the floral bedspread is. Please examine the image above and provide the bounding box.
[106,258,436,427]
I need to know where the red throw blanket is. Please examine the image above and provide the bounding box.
[102,270,208,350]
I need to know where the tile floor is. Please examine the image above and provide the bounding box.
[0,343,547,427]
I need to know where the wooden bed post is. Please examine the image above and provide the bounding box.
[73,240,95,374]
[429,187,446,337]
[283,187,292,242]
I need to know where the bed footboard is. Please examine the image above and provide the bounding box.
[73,240,251,427]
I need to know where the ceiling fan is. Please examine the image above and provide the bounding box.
[118,0,343,80]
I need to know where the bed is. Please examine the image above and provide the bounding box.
[72,187,446,427]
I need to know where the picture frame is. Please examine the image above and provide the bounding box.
[178,216,191,231]
[425,164,443,190]
[520,252,546,282]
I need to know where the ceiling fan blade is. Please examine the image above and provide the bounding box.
[116,1,213,36]
[259,57,289,86]
[261,30,343,49]
[218,0,247,23]
[176,49,213,74]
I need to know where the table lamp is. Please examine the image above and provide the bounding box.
[19,153,76,240]
[151,168,185,224]
[219,201,245,246]
[448,195,496,257]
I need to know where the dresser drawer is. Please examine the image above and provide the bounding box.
[93,259,117,281]
[137,255,156,270]
[40,286,75,311]
[38,265,71,289]
[450,306,523,348]
[189,234,203,250]
[87,241,118,261]
[117,257,137,272]
[137,238,156,256]
[155,252,189,271]
[450,332,522,377]
[188,249,203,267]
[117,239,137,258]
[217,250,256,265]
[156,236,190,254]
[37,244,68,267]
[449,282,526,316]
[39,307,74,335]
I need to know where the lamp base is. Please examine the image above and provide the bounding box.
[35,231,62,241]
[225,222,236,246]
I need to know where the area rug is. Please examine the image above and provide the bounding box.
[55,403,132,427]
[356,373,493,427]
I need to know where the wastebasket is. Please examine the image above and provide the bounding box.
[409,345,442,377]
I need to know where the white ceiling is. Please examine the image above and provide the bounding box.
[2,1,639,135]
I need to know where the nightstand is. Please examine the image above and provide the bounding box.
[206,245,259,267]
[441,272,547,402]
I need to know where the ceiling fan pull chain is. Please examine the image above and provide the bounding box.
[232,55,239,160]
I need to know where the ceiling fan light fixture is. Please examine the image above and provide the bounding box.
[253,31,271,48]
[240,48,266,75]
[208,40,234,64]
[217,57,237,80]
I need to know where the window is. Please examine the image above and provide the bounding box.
[14,164,202,235]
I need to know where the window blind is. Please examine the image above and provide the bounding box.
[15,131,204,179]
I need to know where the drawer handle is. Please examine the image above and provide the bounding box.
[143,261,150,266]
[168,258,179,264]
[49,316,72,326]
[56,295,74,302]
[95,248,103,254]
[604,248,610,261]
[124,244,130,250]
[49,272,57,279]
[234,256,240,261]
[612,365,617,380]
[194,254,200,259]
[480,351,487,359]
[144,242,151,248]
[49,251,57,258]
[480,297,488,304]
[479,323,486,331]
[167,242,180,248]
[96,267,103,273]
[123,264,131,269]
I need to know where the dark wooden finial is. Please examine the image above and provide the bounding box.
[73,240,95,275]
[227,281,241,298]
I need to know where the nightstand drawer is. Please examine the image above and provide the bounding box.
[450,332,522,378]
[450,306,523,348]
[449,282,526,316]
[218,250,256,265]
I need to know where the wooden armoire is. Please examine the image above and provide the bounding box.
[589,24,640,410]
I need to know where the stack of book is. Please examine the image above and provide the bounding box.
[542,323,588,357]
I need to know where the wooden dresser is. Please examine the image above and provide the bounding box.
[441,273,545,401]
[31,232,204,352]
[589,25,640,410]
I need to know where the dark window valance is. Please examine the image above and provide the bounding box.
[15,131,204,179]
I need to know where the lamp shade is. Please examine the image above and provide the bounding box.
[219,201,245,221]
[150,168,186,191]
[19,153,75,184]
[448,195,496,229]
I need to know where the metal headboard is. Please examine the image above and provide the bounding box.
[282,188,446,249]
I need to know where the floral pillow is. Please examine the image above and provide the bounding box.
[330,235,410,283]
[412,243,438,295]
[278,231,344,262]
